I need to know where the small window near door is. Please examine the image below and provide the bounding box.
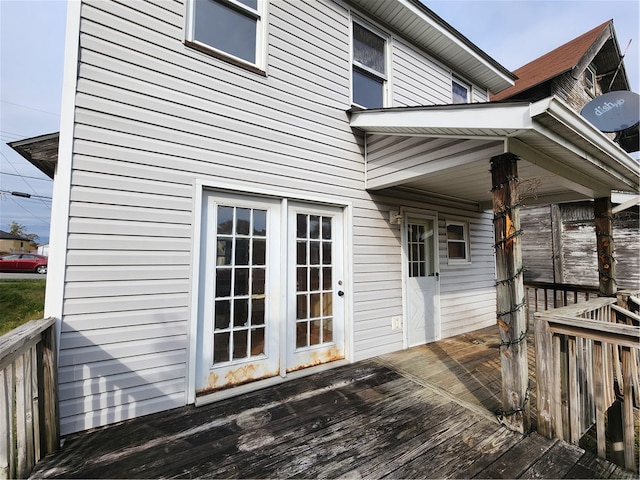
[446,221,470,263]
[452,76,470,104]
[352,20,387,109]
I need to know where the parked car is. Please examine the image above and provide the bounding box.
[0,253,47,274]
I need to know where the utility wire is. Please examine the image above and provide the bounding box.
[0,190,53,200]
[0,151,52,209]
[0,171,52,182]
[0,100,61,118]
[4,196,51,226]
[0,130,26,140]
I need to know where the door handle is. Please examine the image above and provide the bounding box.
[338,291,344,297]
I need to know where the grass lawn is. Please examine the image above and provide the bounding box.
[0,279,46,335]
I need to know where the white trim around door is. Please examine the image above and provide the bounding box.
[191,188,350,405]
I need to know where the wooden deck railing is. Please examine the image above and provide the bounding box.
[524,281,601,323]
[534,298,639,472]
[1,318,59,479]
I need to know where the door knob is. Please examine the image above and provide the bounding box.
[338,290,344,297]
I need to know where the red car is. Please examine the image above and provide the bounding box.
[0,253,48,274]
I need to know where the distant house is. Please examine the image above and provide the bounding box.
[0,230,34,254]
[11,1,639,436]
[493,19,639,290]
[37,244,50,256]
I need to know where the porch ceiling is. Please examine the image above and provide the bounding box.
[350,97,640,210]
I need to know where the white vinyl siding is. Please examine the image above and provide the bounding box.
[353,191,496,361]
[392,38,488,107]
[438,214,496,338]
[59,0,498,434]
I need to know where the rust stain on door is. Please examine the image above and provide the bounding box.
[197,363,281,396]
[287,345,344,373]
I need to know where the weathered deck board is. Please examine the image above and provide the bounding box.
[520,441,585,479]
[30,329,635,479]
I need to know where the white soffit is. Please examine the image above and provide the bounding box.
[350,97,640,194]
[348,0,516,93]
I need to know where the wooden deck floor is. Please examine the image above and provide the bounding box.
[31,328,633,479]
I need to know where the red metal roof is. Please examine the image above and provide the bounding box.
[492,20,612,101]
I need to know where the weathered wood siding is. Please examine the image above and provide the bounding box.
[520,203,639,289]
[521,205,555,283]
[59,0,499,434]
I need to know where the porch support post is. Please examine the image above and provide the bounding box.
[550,204,564,284]
[594,197,616,296]
[490,152,530,433]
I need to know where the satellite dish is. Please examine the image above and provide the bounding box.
[580,90,640,133]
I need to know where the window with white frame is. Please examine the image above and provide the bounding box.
[452,76,470,104]
[187,0,266,71]
[446,221,470,263]
[352,20,387,109]
[584,65,596,96]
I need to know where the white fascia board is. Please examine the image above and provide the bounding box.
[45,0,81,322]
[612,195,640,213]
[397,0,515,91]
[350,103,531,133]
[530,96,640,188]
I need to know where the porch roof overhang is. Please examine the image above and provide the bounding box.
[8,132,59,179]
[350,96,640,210]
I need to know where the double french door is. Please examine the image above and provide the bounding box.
[195,192,345,394]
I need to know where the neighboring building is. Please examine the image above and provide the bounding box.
[37,244,50,257]
[493,20,639,290]
[17,0,638,435]
[0,230,34,254]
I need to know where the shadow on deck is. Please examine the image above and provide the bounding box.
[31,327,633,479]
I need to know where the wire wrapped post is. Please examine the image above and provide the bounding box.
[490,153,530,434]
[594,197,617,296]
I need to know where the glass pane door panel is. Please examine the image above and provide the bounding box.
[294,213,334,348]
[213,205,268,363]
[407,219,435,277]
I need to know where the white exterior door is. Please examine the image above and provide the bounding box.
[405,215,440,347]
[196,193,282,393]
[287,203,346,371]
[196,194,346,395]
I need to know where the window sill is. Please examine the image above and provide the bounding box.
[447,260,472,266]
[185,40,267,77]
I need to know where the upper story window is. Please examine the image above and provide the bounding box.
[446,221,470,264]
[186,0,266,72]
[352,20,387,109]
[452,76,470,104]
[584,65,596,96]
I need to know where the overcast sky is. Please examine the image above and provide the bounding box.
[1,0,638,244]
